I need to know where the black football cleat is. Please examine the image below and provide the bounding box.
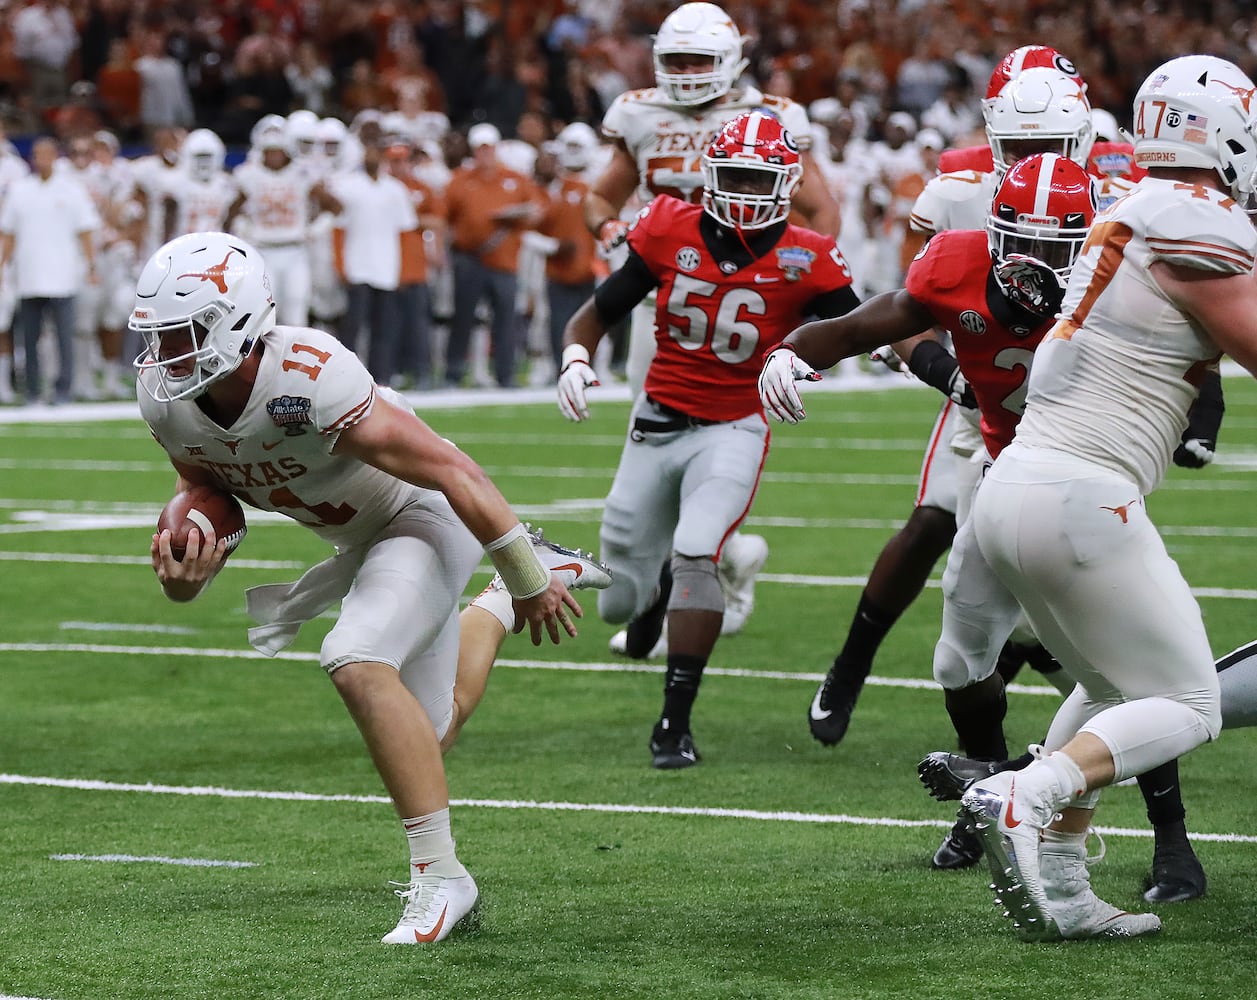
[807,660,868,746]
[917,751,1002,802]
[931,816,984,870]
[1143,825,1207,903]
[650,723,701,770]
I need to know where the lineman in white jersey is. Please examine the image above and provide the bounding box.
[165,129,238,239]
[954,55,1257,943]
[582,1,841,644]
[133,232,608,944]
[228,124,341,327]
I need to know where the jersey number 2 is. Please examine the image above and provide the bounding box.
[666,275,765,364]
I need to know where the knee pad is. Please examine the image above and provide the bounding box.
[667,554,723,613]
[932,639,974,692]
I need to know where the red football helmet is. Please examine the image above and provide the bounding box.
[987,153,1096,313]
[986,45,1086,100]
[701,111,802,230]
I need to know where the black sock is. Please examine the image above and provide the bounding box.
[1024,644,1064,678]
[997,750,1035,772]
[660,653,706,734]
[1138,759,1186,828]
[995,641,1033,684]
[944,677,1009,761]
[835,592,898,672]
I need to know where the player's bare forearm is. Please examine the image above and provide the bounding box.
[584,145,638,233]
[334,397,521,544]
[787,289,932,369]
[563,297,606,356]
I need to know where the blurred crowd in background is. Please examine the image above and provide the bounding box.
[0,0,1253,404]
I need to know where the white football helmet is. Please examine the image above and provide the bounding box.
[554,122,599,171]
[131,233,276,402]
[181,128,225,182]
[984,67,1095,173]
[249,114,288,150]
[317,117,349,165]
[1133,55,1257,210]
[652,2,748,107]
[287,109,321,158]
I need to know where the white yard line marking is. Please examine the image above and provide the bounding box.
[58,622,197,635]
[4,772,1254,843]
[0,641,1061,697]
[49,853,257,868]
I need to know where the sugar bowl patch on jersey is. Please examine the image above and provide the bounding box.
[776,246,814,281]
[267,394,313,436]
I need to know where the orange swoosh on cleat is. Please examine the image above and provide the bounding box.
[552,562,584,579]
[1003,779,1022,829]
[413,904,448,943]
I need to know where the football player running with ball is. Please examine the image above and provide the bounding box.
[559,112,858,769]
[134,231,610,944]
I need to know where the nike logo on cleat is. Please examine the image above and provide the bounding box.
[552,562,584,580]
[412,904,448,943]
[1003,779,1023,828]
[809,687,832,721]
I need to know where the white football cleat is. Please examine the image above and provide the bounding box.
[381,871,479,944]
[1040,837,1161,940]
[718,532,768,634]
[480,525,612,595]
[961,770,1059,942]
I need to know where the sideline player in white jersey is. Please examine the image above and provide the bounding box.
[165,129,238,240]
[133,231,610,943]
[61,134,137,400]
[581,1,840,646]
[227,123,341,328]
[130,127,186,259]
[950,54,1257,943]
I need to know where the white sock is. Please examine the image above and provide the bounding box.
[401,807,464,879]
[469,583,515,632]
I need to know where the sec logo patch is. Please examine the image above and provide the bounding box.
[676,246,701,272]
[958,310,987,334]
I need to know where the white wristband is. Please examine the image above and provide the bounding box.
[561,344,590,371]
[484,523,550,600]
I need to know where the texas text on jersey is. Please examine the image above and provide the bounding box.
[602,88,811,205]
[139,326,435,550]
[626,194,853,421]
[904,230,1055,458]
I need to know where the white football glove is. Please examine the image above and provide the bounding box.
[1173,437,1215,469]
[557,345,600,422]
[759,347,820,424]
[947,367,977,409]
[870,344,910,376]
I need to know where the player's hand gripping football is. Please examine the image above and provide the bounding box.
[512,577,583,646]
[151,526,229,603]
[557,345,600,422]
[759,346,820,424]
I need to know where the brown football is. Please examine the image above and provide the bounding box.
[157,485,247,561]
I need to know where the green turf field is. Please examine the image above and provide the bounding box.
[3,382,1257,999]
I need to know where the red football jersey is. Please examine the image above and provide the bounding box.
[628,196,853,421]
[903,230,1053,457]
[936,141,1145,182]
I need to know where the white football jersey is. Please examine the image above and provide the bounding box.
[600,85,811,205]
[130,154,182,255]
[909,169,997,235]
[232,161,316,245]
[1015,177,1257,494]
[139,326,439,550]
[167,173,239,237]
